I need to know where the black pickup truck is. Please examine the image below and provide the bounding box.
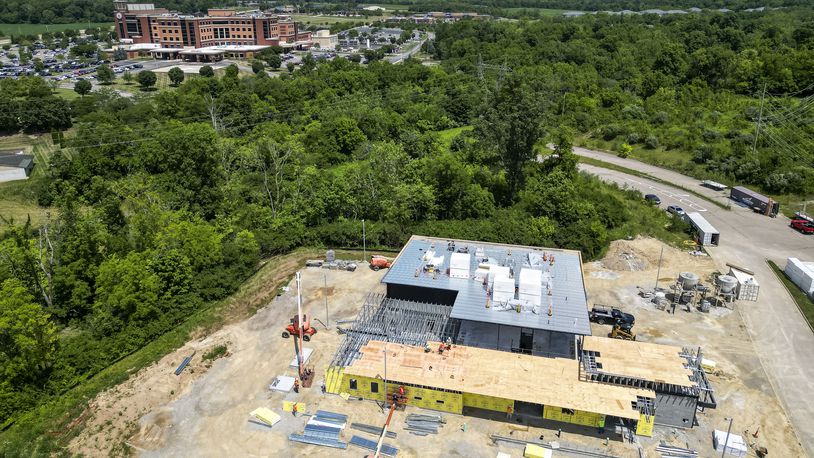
[589,305,635,326]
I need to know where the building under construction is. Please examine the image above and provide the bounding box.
[324,236,715,436]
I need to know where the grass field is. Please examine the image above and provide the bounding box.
[502,7,569,16]
[291,15,365,27]
[53,87,80,101]
[0,22,113,36]
[768,260,814,332]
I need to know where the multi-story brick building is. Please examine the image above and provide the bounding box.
[113,1,312,49]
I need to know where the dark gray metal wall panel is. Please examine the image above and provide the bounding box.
[654,393,697,428]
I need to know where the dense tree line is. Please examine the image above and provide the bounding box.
[0,43,687,427]
[433,10,814,195]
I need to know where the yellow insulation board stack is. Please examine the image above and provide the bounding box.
[325,366,345,394]
[636,412,654,437]
[543,405,604,427]
[463,392,515,413]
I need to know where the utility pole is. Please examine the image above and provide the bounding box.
[323,272,329,328]
[654,246,664,291]
[721,417,733,458]
[362,219,367,265]
[296,271,304,380]
[751,83,767,158]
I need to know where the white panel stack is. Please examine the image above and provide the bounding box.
[492,273,515,303]
[488,266,511,291]
[713,430,747,458]
[518,268,542,307]
[450,252,471,279]
[785,257,814,299]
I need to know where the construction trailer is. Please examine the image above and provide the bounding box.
[730,186,779,217]
[684,212,720,246]
[379,236,591,358]
[784,258,814,299]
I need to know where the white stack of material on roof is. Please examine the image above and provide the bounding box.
[488,265,511,290]
[430,255,445,268]
[473,266,490,283]
[713,430,747,457]
[518,268,543,306]
[493,274,515,303]
[422,250,435,262]
[785,257,814,298]
[450,252,471,279]
[541,270,552,289]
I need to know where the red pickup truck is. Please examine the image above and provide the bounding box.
[790,219,814,234]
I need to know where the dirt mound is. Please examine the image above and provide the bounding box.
[602,240,652,271]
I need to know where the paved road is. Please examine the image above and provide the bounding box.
[386,32,432,64]
[578,150,814,457]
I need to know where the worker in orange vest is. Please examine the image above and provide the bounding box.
[294,378,300,393]
[292,403,298,417]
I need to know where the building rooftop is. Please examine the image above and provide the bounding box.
[0,152,33,169]
[581,337,695,388]
[343,340,653,420]
[382,236,591,335]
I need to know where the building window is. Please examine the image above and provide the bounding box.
[436,400,445,404]
[413,396,423,400]
[370,382,379,393]
[349,379,357,390]
[562,408,575,415]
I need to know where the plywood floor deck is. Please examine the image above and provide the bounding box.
[343,340,653,420]
[581,336,694,388]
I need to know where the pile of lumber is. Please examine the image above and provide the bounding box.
[404,413,445,436]
[656,442,698,458]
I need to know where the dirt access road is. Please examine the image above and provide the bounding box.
[577,147,814,457]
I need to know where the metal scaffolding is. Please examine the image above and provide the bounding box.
[329,293,454,368]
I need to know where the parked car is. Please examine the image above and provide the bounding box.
[667,205,685,216]
[589,305,635,326]
[644,194,661,205]
[790,219,814,234]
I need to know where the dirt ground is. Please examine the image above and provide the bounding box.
[585,237,805,458]
[69,238,805,458]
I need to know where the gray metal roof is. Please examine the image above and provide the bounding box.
[382,236,591,335]
[0,152,33,169]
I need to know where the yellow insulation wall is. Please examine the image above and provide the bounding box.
[543,405,605,427]
[636,413,654,437]
[342,374,463,414]
[463,392,516,413]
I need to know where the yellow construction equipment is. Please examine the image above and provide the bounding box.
[609,324,636,341]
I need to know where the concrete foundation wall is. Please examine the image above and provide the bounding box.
[0,168,27,183]
[655,393,697,428]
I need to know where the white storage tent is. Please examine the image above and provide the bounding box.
[449,252,471,279]
[785,258,814,299]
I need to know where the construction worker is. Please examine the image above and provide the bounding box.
[292,403,298,417]
[598,415,605,434]
[397,385,406,404]
[294,378,300,393]
[506,405,513,420]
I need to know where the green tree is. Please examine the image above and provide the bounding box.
[0,278,59,384]
[265,52,282,70]
[73,79,92,97]
[137,70,157,90]
[168,67,185,86]
[122,71,133,84]
[224,64,239,79]
[90,252,162,335]
[96,64,114,84]
[199,65,214,77]
[251,60,264,74]
[476,73,546,201]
